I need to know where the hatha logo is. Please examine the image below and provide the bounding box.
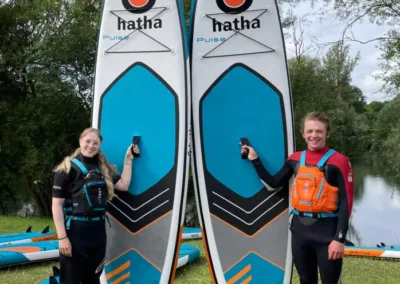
[122,0,156,14]
[216,0,253,14]
[119,0,162,29]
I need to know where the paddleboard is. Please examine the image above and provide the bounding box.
[189,0,294,283]
[39,245,201,284]
[182,227,202,240]
[345,242,400,259]
[0,226,57,246]
[0,240,58,268]
[91,0,190,283]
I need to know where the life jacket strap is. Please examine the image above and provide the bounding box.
[291,209,338,218]
[299,149,336,167]
[65,214,110,230]
[71,158,89,175]
[317,149,336,168]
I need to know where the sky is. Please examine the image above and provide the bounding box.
[281,1,392,103]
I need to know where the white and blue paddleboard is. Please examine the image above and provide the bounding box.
[0,240,59,268]
[189,0,294,283]
[91,0,190,283]
[0,226,56,246]
[182,227,202,240]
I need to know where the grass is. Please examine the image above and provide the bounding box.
[1,215,400,283]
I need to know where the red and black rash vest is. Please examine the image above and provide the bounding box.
[251,146,354,243]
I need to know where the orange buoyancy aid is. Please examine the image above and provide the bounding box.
[291,149,339,216]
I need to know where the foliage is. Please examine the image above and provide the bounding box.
[288,42,371,156]
[0,0,96,216]
[316,0,400,96]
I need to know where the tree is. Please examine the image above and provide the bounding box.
[288,42,371,156]
[0,0,97,216]
[315,0,400,96]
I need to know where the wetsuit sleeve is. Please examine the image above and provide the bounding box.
[112,174,121,185]
[334,157,354,243]
[251,157,294,188]
[52,170,73,199]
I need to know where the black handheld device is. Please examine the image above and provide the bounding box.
[240,137,250,159]
[131,136,141,157]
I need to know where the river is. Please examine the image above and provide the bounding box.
[347,157,400,246]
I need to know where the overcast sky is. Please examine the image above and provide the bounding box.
[281,1,392,103]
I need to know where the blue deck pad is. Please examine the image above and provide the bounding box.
[201,64,286,198]
[100,63,177,195]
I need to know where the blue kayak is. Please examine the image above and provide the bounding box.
[39,244,201,283]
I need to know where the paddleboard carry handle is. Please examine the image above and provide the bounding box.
[240,137,250,159]
[131,135,141,157]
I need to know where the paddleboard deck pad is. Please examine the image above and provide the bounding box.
[39,245,201,284]
[0,226,57,246]
[91,0,190,283]
[189,0,294,283]
[0,240,58,268]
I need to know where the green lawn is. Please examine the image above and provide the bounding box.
[1,215,400,283]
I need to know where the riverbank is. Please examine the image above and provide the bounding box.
[1,215,399,283]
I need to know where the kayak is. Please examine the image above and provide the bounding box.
[0,226,57,246]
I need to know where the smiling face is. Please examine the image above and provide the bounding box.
[79,130,101,158]
[302,119,329,151]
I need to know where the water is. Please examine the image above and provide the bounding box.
[347,158,400,246]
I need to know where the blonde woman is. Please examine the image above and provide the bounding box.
[52,128,139,284]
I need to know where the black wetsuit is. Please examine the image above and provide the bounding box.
[252,146,354,284]
[52,153,120,284]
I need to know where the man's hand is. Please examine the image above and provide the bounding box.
[328,240,344,260]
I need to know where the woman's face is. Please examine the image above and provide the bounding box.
[79,131,101,157]
[302,119,328,151]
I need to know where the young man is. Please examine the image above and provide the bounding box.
[241,112,354,284]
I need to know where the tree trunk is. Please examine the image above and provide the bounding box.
[30,189,46,216]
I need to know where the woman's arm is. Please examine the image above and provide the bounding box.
[52,171,72,257]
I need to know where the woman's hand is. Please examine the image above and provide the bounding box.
[59,237,72,257]
[240,143,259,161]
[125,144,139,163]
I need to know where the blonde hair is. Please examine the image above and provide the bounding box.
[54,128,116,200]
[301,112,331,134]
